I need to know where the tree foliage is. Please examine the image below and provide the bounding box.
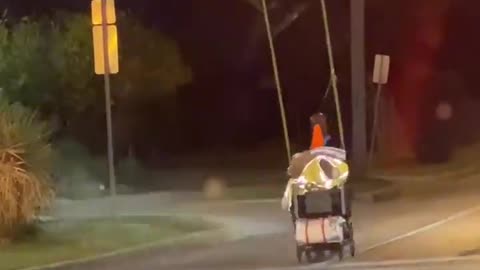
[0,11,193,153]
[0,10,192,113]
[115,13,192,99]
[111,13,193,154]
[50,13,99,115]
[0,19,56,109]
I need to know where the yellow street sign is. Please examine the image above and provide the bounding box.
[92,25,119,74]
[91,0,116,25]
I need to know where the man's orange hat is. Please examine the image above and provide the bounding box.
[310,124,325,150]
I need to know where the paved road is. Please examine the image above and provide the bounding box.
[302,256,480,270]
[249,257,480,270]
[288,255,480,270]
[50,175,480,270]
[356,208,480,261]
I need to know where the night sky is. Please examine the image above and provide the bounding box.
[3,0,480,161]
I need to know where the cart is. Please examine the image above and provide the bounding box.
[292,186,355,263]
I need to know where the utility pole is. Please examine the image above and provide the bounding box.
[319,0,347,215]
[350,0,367,178]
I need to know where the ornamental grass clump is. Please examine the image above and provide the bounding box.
[0,102,53,242]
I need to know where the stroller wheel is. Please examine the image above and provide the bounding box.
[296,245,303,263]
[338,245,344,261]
[305,250,317,263]
[350,241,356,257]
[348,223,354,240]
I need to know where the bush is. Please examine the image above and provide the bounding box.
[53,140,153,196]
[53,139,108,199]
[117,156,151,188]
[0,102,54,241]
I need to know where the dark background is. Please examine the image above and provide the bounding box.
[2,0,480,167]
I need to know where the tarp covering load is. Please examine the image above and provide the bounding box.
[288,147,348,188]
[298,148,348,190]
[282,147,349,211]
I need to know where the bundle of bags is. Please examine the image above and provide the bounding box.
[295,216,346,244]
[282,147,349,211]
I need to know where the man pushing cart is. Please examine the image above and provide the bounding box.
[282,113,354,263]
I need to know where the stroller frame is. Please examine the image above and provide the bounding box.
[292,186,355,263]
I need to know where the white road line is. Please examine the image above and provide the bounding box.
[359,204,480,254]
[331,255,480,269]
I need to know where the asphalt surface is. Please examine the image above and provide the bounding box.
[323,256,480,270]
[48,175,480,270]
[356,209,480,261]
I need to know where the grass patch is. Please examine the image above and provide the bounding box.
[0,216,213,270]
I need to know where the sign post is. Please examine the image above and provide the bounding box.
[369,54,390,166]
[91,0,119,205]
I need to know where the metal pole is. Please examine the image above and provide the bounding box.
[350,0,367,178]
[368,84,382,166]
[101,0,117,203]
[319,0,345,150]
[261,0,292,161]
[319,0,347,216]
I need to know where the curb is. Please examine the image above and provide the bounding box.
[204,198,280,204]
[373,164,479,183]
[209,189,400,205]
[209,186,402,205]
[353,186,401,203]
